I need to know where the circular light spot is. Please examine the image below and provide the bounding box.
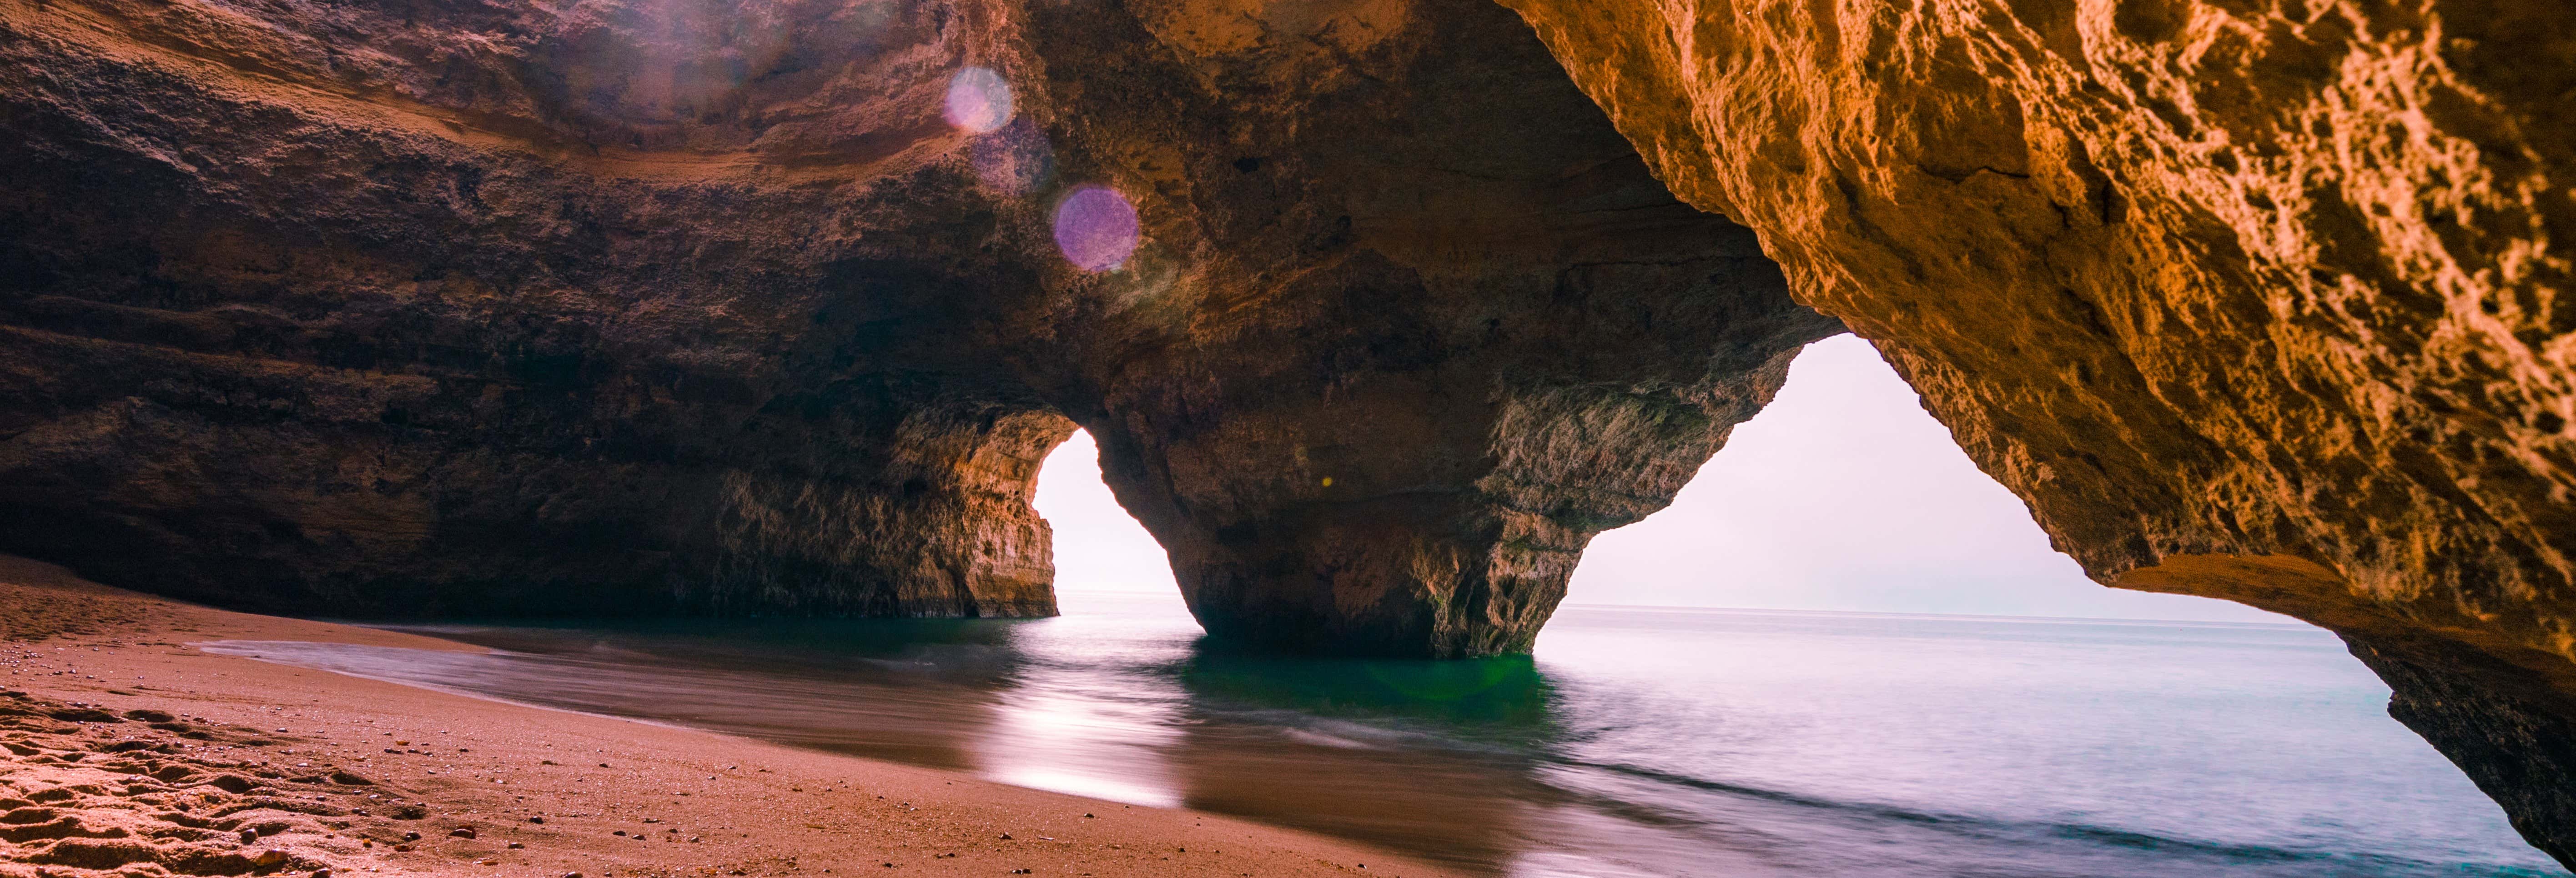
[1053,186,1140,272]
[944,67,1013,134]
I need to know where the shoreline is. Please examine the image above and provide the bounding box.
[0,555,1459,878]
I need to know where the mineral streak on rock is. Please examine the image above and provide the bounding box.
[1493,0,2576,863]
[0,0,1838,648]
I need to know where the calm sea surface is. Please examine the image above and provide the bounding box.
[204,593,2568,877]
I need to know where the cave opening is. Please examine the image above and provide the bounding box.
[1567,334,2292,624]
[997,338,2544,873]
[1029,335,2290,629]
[1031,427,1180,612]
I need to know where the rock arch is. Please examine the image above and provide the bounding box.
[1497,0,2576,863]
[0,0,1833,639]
[3,0,2573,866]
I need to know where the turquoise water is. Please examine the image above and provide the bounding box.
[206,593,2567,877]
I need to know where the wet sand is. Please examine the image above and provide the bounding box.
[0,555,1455,878]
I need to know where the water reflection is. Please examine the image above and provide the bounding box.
[215,617,1031,773]
[1177,649,1556,730]
[205,610,1567,872]
[202,597,2567,878]
[1162,650,1561,868]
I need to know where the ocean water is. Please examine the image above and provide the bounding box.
[204,593,2568,877]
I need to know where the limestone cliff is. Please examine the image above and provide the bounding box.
[0,0,1080,618]
[0,0,1834,645]
[1006,0,1839,655]
[1494,0,2576,863]
[7,0,2576,863]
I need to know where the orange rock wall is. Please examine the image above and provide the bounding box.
[1494,0,2576,861]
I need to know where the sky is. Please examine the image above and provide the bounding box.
[1033,333,2294,623]
[1034,428,1180,597]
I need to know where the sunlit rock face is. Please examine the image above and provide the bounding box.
[0,0,1836,637]
[1493,0,2576,863]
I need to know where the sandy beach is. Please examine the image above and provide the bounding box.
[0,555,1457,878]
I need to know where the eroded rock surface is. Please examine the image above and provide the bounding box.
[11,0,2576,862]
[1495,0,2576,863]
[1007,0,1838,655]
[0,0,1081,618]
[0,0,1834,647]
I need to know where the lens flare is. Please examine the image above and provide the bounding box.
[944,66,1013,134]
[1053,186,1140,272]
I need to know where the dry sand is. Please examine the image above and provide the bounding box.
[0,556,1461,878]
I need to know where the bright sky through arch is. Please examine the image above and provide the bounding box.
[1035,429,1177,597]
[1036,334,2295,623]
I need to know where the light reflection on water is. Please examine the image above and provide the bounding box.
[202,594,2569,878]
